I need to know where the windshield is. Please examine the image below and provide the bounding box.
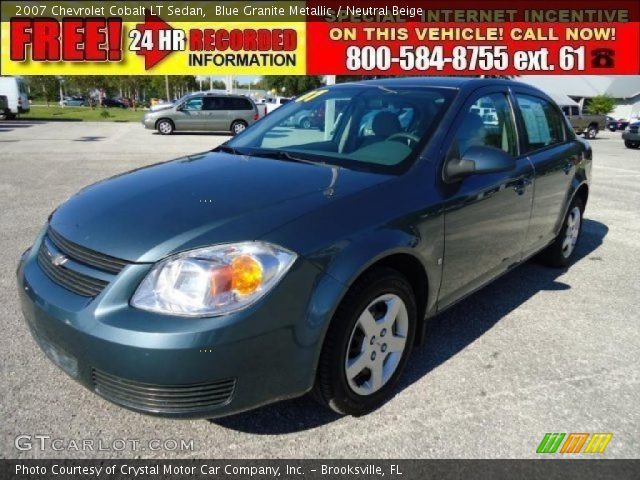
[225,85,456,173]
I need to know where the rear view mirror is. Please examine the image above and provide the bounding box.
[445,145,516,181]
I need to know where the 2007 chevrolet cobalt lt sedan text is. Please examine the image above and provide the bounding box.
[17,78,592,418]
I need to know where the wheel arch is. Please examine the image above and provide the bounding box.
[230,118,248,129]
[555,180,589,236]
[574,182,589,209]
[324,245,434,349]
[358,253,429,341]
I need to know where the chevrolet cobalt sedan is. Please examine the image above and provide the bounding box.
[18,78,592,418]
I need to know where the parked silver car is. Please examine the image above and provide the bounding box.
[143,93,259,135]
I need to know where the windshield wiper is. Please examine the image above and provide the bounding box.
[214,145,241,155]
[247,149,321,166]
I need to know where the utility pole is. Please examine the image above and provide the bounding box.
[59,77,64,108]
[165,75,170,102]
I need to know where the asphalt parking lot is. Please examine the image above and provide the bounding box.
[1,121,639,459]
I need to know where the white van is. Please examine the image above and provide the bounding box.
[0,76,30,119]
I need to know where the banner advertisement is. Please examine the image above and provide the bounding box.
[1,0,639,75]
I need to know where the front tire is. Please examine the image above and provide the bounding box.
[538,196,585,267]
[625,140,640,149]
[313,267,417,416]
[156,119,174,135]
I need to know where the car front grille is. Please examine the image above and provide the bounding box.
[36,228,131,298]
[92,369,236,414]
[37,243,109,297]
[47,227,129,274]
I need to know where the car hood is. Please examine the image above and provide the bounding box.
[50,151,389,263]
[149,103,173,112]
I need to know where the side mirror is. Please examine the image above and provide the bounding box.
[445,145,515,181]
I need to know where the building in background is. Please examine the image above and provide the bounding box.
[517,75,640,121]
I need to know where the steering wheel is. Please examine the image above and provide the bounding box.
[386,132,420,146]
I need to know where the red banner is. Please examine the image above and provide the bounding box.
[305,0,640,75]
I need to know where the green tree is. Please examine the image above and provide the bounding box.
[262,76,323,96]
[585,95,616,115]
[27,76,59,105]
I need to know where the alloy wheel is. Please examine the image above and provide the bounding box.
[158,121,172,134]
[344,293,409,396]
[562,206,581,258]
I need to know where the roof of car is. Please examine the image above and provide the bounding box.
[338,76,521,90]
[331,76,554,101]
[198,92,248,98]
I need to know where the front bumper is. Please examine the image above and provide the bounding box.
[17,235,342,418]
[142,116,156,129]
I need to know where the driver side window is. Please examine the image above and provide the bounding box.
[183,97,203,111]
[449,93,518,160]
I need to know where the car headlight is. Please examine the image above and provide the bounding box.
[131,242,297,317]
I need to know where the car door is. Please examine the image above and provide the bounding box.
[176,96,205,130]
[202,97,231,131]
[512,90,581,254]
[438,88,535,310]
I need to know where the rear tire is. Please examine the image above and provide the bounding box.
[299,117,311,129]
[538,196,585,267]
[231,120,247,136]
[313,267,417,416]
[584,125,598,139]
[156,119,174,135]
[5,113,16,120]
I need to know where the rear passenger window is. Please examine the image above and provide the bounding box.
[202,97,221,110]
[450,93,518,159]
[213,97,253,110]
[516,95,565,151]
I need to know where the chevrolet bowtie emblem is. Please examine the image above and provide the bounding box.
[51,253,68,267]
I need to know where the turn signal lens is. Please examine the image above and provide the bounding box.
[231,255,263,295]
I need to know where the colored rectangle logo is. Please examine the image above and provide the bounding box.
[537,433,613,454]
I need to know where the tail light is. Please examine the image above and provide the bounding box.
[253,112,259,120]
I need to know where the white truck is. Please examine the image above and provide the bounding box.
[0,76,30,119]
[264,96,292,114]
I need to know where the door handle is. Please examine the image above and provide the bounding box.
[513,178,531,195]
